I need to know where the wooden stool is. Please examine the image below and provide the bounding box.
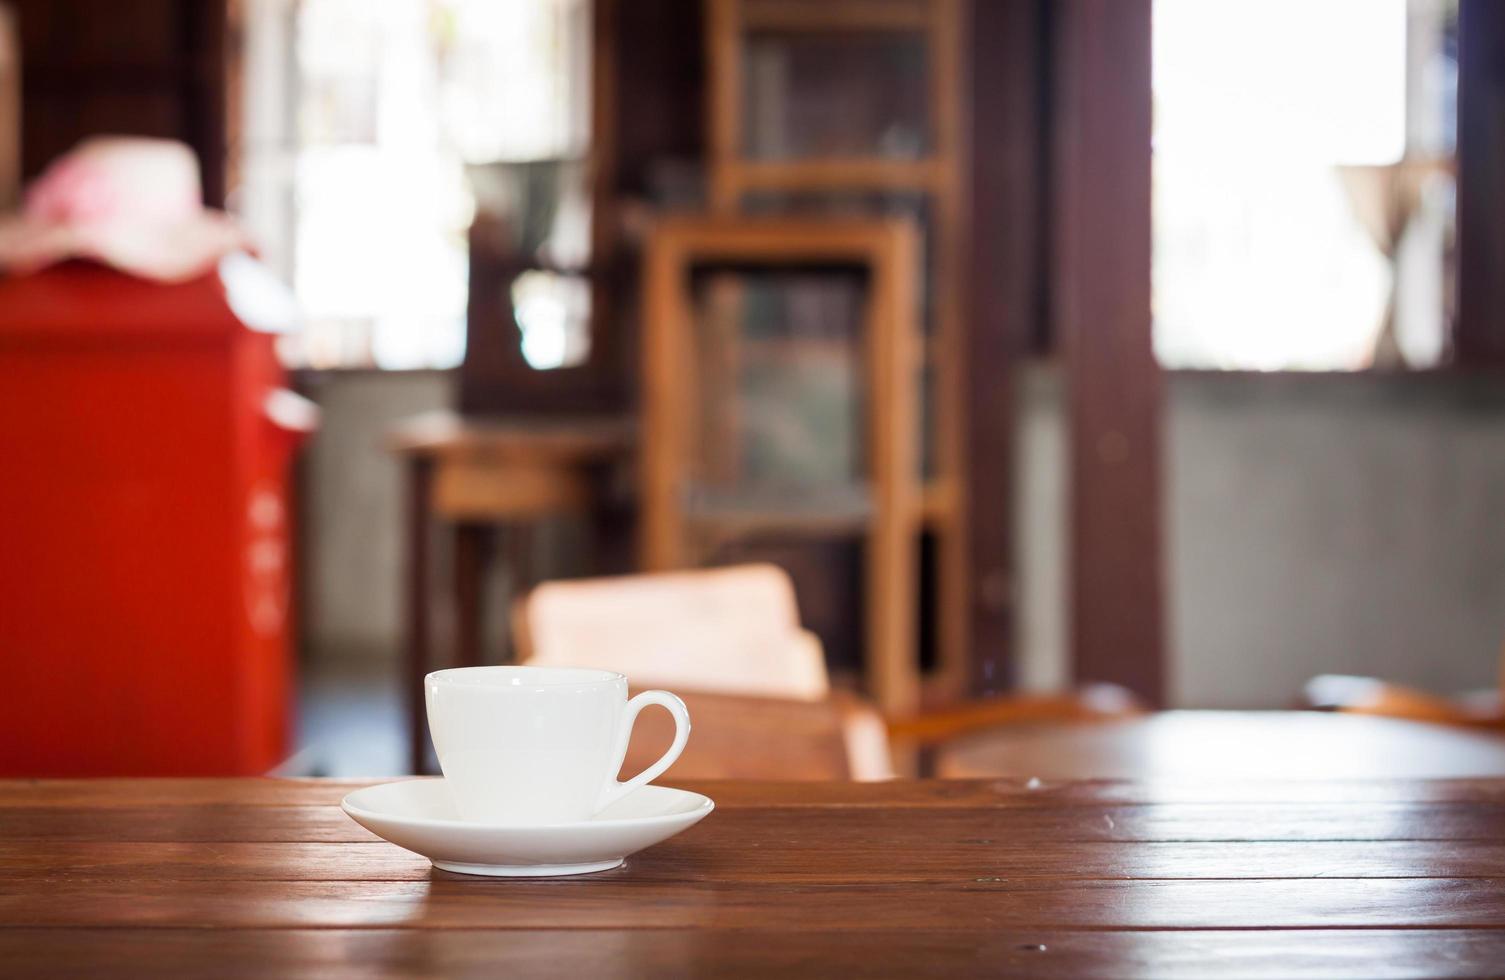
[388,411,634,774]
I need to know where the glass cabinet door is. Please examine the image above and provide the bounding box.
[685,265,870,509]
[741,30,930,161]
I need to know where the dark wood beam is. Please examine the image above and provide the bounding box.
[965,0,1046,694]
[1456,0,1505,364]
[1051,0,1165,704]
[12,0,229,205]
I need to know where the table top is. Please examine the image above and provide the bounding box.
[5,776,1505,977]
[386,410,636,459]
[941,710,1505,780]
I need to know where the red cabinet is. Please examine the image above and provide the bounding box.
[0,261,300,775]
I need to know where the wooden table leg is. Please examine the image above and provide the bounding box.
[498,524,533,664]
[588,466,634,575]
[508,524,534,595]
[404,458,434,776]
[454,522,493,670]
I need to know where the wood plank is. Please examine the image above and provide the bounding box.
[431,457,593,520]
[0,778,393,807]
[740,0,930,32]
[680,776,1505,808]
[5,877,1505,930]
[939,712,1505,781]
[636,207,690,569]
[2,928,1505,980]
[0,7,17,210]
[10,774,1505,809]
[865,211,922,715]
[8,838,1505,883]
[1052,0,1165,704]
[6,802,1505,845]
[14,0,230,205]
[3,925,1500,980]
[705,0,740,209]
[0,841,431,881]
[6,774,1505,975]
[727,158,944,191]
[927,0,972,705]
[951,776,1505,806]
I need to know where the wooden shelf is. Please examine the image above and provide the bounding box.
[919,478,955,524]
[692,0,965,714]
[683,481,954,540]
[742,0,931,33]
[726,158,945,192]
[685,485,875,538]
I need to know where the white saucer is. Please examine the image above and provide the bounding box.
[340,779,714,877]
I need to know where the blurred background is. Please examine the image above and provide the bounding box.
[3,0,1503,780]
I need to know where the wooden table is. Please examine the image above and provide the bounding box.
[390,411,636,773]
[5,775,1505,977]
[940,710,1505,780]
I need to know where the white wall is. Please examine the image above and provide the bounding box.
[1016,366,1505,706]
[1169,371,1505,706]
[299,370,452,660]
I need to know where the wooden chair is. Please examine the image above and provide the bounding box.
[601,688,891,781]
[516,563,829,701]
[638,218,922,718]
[514,564,1143,779]
[516,563,888,778]
[1303,645,1505,731]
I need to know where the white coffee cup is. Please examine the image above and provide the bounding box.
[425,665,691,825]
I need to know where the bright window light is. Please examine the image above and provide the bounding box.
[241,0,588,370]
[1153,0,1454,371]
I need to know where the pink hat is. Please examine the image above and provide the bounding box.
[0,137,252,282]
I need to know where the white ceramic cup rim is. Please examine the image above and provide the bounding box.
[425,665,626,690]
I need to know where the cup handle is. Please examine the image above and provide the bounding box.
[596,690,691,813]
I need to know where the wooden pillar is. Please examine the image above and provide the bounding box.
[965,0,1045,694]
[1052,0,1165,705]
[0,4,18,209]
[1456,0,1505,363]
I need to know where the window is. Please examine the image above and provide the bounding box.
[1152,0,1457,371]
[238,0,590,370]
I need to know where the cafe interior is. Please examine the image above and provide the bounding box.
[5,0,1500,780]
[3,0,1505,973]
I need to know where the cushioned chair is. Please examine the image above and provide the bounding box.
[515,564,1142,779]
[1304,643,1505,731]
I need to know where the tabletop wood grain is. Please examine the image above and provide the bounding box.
[940,711,1505,780]
[4,776,1505,978]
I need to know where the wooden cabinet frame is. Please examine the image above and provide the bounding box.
[703,0,970,704]
[639,217,923,713]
